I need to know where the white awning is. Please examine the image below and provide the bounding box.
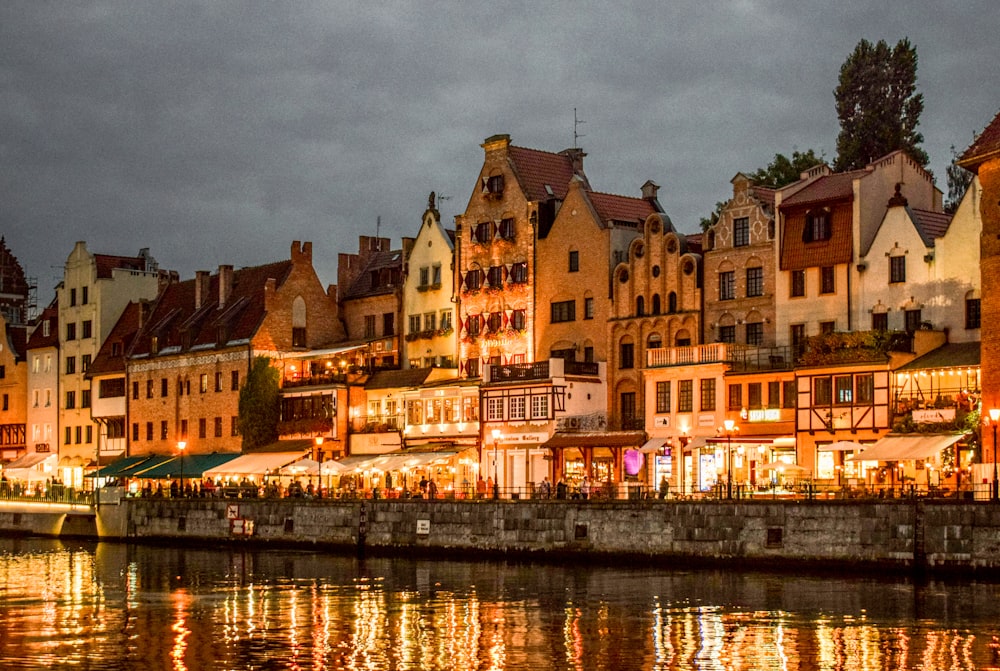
[3,453,55,470]
[849,434,966,462]
[639,438,668,453]
[279,458,320,476]
[203,452,306,477]
[819,440,867,452]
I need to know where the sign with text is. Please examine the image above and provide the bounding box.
[747,409,782,422]
[416,519,430,535]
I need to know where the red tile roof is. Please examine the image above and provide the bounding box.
[588,191,656,224]
[959,109,1000,169]
[130,260,292,357]
[94,253,152,279]
[507,146,579,201]
[8,324,27,361]
[88,301,144,376]
[342,249,404,299]
[779,171,862,208]
[751,186,776,208]
[910,208,953,246]
[26,305,59,350]
[780,203,854,271]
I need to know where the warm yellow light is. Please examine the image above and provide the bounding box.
[315,436,324,446]
[990,408,1000,422]
[177,441,186,452]
[723,419,736,432]
[491,428,501,441]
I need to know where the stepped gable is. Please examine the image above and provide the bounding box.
[959,109,1000,169]
[588,190,657,225]
[131,260,292,356]
[87,301,144,377]
[507,145,578,201]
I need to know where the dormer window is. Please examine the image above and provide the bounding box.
[803,209,832,242]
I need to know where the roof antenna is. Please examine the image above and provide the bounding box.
[573,108,585,148]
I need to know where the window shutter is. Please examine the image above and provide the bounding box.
[504,264,511,281]
[481,176,489,196]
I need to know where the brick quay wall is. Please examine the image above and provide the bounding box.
[70,498,1000,576]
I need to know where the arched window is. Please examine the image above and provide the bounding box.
[636,296,645,317]
[668,292,677,314]
[652,294,661,315]
[646,333,662,350]
[292,296,307,347]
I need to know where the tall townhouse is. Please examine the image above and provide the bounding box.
[337,236,412,371]
[25,304,58,461]
[0,313,28,462]
[455,134,587,378]
[0,237,32,328]
[402,194,457,369]
[57,243,164,485]
[958,110,1000,417]
[610,214,703,432]
[126,242,345,457]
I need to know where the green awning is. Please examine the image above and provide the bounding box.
[132,453,240,479]
[91,455,162,478]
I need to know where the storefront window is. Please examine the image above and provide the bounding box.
[817,450,835,479]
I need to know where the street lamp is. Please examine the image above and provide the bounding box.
[719,419,738,499]
[491,428,501,499]
[315,436,325,497]
[989,408,1000,501]
[177,441,186,497]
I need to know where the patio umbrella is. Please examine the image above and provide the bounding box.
[320,460,349,475]
[826,441,866,451]
[759,462,809,472]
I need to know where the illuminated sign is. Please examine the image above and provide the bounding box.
[747,408,781,422]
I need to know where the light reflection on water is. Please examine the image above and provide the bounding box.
[0,538,999,670]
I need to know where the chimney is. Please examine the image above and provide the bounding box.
[560,147,587,176]
[195,271,210,310]
[641,180,662,211]
[218,265,234,308]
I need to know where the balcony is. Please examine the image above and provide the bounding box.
[489,361,550,382]
[352,413,404,433]
[281,372,348,389]
[647,344,791,371]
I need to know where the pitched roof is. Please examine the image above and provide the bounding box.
[895,342,980,371]
[94,253,152,279]
[366,368,438,390]
[6,323,27,361]
[779,171,863,208]
[588,191,657,224]
[751,186,776,207]
[341,249,404,300]
[130,260,292,357]
[959,109,1000,170]
[88,301,144,377]
[507,146,578,201]
[26,305,59,350]
[910,208,953,246]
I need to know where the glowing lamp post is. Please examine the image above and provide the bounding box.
[177,441,186,497]
[990,408,1000,502]
[718,419,738,499]
[491,428,501,500]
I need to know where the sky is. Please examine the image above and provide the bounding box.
[2,1,998,306]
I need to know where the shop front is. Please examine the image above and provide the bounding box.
[540,431,646,498]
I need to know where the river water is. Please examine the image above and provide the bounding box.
[1,538,999,670]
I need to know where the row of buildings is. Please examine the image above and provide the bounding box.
[2,109,999,497]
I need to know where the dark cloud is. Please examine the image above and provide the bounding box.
[2,1,997,300]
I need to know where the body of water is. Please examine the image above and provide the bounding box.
[0,538,998,670]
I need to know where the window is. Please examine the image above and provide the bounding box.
[466,357,479,378]
[132,423,139,441]
[85,425,92,444]
[620,392,637,425]
[383,313,394,336]
[215,417,223,438]
[108,419,124,439]
[813,377,832,405]
[486,265,504,287]
[364,315,376,338]
[728,384,742,410]
[905,309,922,332]
[65,356,76,375]
[569,250,579,272]
[487,312,502,333]
[966,298,981,329]
[466,314,481,336]
[791,270,805,297]
[678,380,693,413]
[835,375,853,404]
[889,255,906,283]
[510,309,525,331]
[748,382,762,409]
[67,322,77,340]
[768,381,780,407]
[82,320,92,339]
[70,288,77,306]
[99,379,125,398]
[486,174,504,198]
[820,266,835,294]
[583,347,593,363]
[231,417,240,436]
[409,315,421,334]
[292,327,306,347]
[820,321,836,335]
[719,325,735,343]
[509,396,526,420]
[215,371,223,392]
[856,374,874,404]
[200,374,208,393]
[75,426,82,444]
[484,396,502,421]
[419,266,429,287]
[551,300,576,323]
[746,267,763,297]
[145,380,154,398]
[464,268,483,290]
[432,264,442,285]
[82,286,88,304]
[745,322,764,346]
[783,380,796,408]
[199,418,207,438]
[509,262,527,284]
[81,389,91,408]
[146,422,153,441]
[656,381,671,414]
[531,394,549,419]
[733,217,749,247]
[65,391,75,409]
[719,271,735,300]
[804,209,832,242]
[180,419,188,440]
[66,426,73,445]
[473,222,492,243]
[159,378,167,397]
[700,379,716,411]
[498,218,515,240]
[440,310,453,331]
[161,420,168,440]
[584,297,594,320]
[81,354,91,372]
[132,381,139,400]
[619,342,634,369]
[872,312,888,331]
[791,324,806,357]
[231,371,240,391]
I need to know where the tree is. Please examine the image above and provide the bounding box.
[238,356,280,451]
[944,145,973,214]
[699,201,726,232]
[748,149,825,188]
[834,38,928,171]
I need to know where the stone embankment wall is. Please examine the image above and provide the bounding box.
[86,498,1000,574]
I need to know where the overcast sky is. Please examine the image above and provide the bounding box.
[2,1,997,304]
